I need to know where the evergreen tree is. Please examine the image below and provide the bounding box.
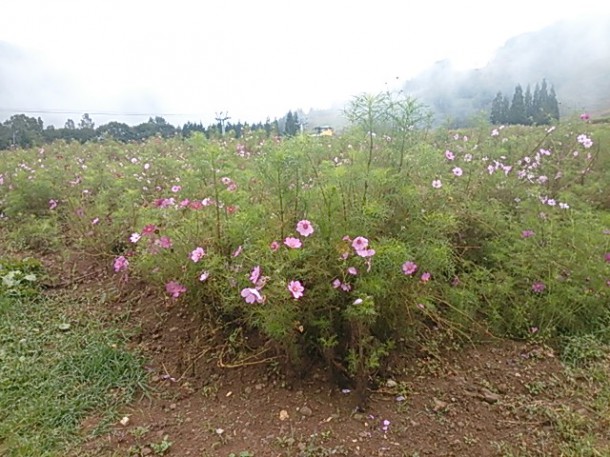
[524,85,533,125]
[490,91,505,124]
[547,86,560,121]
[533,79,550,124]
[508,85,527,125]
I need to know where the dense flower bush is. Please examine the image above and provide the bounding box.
[1,115,608,399]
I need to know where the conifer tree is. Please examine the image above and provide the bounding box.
[509,85,527,125]
[524,85,533,125]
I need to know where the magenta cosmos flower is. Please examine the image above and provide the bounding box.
[249,265,261,284]
[284,237,302,249]
[352,236,369,251]
[166,281,187,298]
[432,179,442,189]
[241,287,263,304]
[402,261,418,276]
[531,281,546,293]
[296,220,315,237]
[288,280,305,299]
[190,246,206,262]
[113,256,129,272]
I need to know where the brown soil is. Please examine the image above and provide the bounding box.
[50,260,597,457]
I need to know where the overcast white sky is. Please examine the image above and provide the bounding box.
[1,0,610,126]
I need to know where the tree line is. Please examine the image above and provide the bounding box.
[490,79,559,125]
[0,110,304,150]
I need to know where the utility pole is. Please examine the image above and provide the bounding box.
[215,111,231,136]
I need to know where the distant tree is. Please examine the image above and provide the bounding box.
[546,86,560,122]
[532,79,550,125]
[78,113,95,130]
[490,79,560,126]
[284,111,298,136]
[508,85,527,125]
[0,124,11,149]
[182,121,206,138]
[490,91,507,124]
[2,114,44,148]
[97,122,134,142]
[524,85,533,125]
[64,119,76,130]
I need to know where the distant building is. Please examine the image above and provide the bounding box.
[312,126,334,136]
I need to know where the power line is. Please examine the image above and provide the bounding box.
[0,108,208,117]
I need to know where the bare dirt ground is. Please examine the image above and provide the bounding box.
[67,274,609,457]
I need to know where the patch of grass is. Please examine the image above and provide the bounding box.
[561,334,607,367]
[0,277,147,456]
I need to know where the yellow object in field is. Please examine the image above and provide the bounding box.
[313,126,334,136]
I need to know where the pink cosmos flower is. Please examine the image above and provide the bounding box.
[532,282,546,293]
[129,232,141,243]
[521,230,535,238]
[445,150,455,161]
[199,271,210,282]
[171,185,182,193]
[402,261,418,276]
[332,278,342,289]
[288,280,305,299]
[432,179,442,189]
[49,199,58,210]
[142,224,157,236]
[452,167,463,177]
[491,129,499,136]
[347,267,358,276]
[241,287,264,304]
[421,272,431,283]
[340,283,352,292]
[356,248,376,258]
[284,237,302,249]
[580,113,590,121]
[270,241,280,251]
[250,265,261,284]
[221,176,232,185]
[604,252,610,263]
[232,245,243,257]
[166,281,187,298]
[113,255,129,272]
[190,247,206,262]
[156,236,173,249]
[91,217,100,225]
[296,220,315,237]
[189,200,203,210]
[352,236,369,251]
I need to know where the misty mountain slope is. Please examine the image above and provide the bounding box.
[403,15,610,125]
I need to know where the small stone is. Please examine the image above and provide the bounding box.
[255,383,264,390]
[299,406,313,417]
[386,379,398,388]
[432,397,448,411]
[119,416,130,426]
[141,447,153,456]
[169,403,177,410]
[279,410,289,421]
[480,388,501,404]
